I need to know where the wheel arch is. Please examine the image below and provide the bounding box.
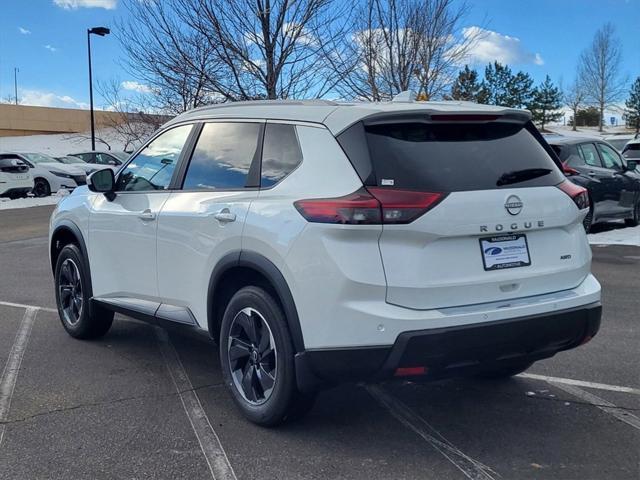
[207,251,305,353]
[50,220,89,277]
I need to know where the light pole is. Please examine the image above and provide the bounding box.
[87,26,110,151]
[14,67,18,105]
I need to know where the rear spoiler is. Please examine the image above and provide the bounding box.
[360,109,532,127]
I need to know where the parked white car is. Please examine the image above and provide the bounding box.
[68,151,128,172]
[55,155,101,175]
[8,152,87,197]
[49,97,602,426]
[0,155,33,199]
[603,133,639,152]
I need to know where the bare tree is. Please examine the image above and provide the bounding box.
[414,0,481,100]
[119,0,222,113]
[564,76,586,131]
[97,79,170,151]
[323,0,480,101]
[175,0,348,100]
[578,23,627,132]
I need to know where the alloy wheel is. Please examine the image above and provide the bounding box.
[58,258,83,326]
[33,179,50,197]
[227,307,277,405]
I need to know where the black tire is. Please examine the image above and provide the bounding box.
[33,177,51,197]
[474,361,533,379]
[583,205,594,233]
[624,202,639,227]
[219,286,315,426]
[54,244,113,339]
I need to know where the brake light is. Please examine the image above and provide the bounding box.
[429,114,500,122]
[557,180,589,210]
[294,188,446,224]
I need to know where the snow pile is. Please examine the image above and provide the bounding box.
[0,190,68,210]
[588,225,640,247]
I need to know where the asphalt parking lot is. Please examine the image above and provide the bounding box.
[0,205,638,480]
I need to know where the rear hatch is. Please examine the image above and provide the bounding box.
[338,116,591,310]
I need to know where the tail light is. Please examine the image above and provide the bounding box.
[562,162,579,176]
[294,187,446,225]
[557,180,589,210]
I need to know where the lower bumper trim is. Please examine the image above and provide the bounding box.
[295,302,602,391]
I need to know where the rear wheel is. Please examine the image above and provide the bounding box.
[220,286,315,426]
[624,202,639,227]
[55,244,113,339]
[475,361,533,379]
[33,178,51,197]
[583,205,594,233]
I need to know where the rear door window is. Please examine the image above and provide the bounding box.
[182,122,262,190]
[361,121,563,191]
[597,143,623,170]
[260,123,303,187]
[577,143,602,167]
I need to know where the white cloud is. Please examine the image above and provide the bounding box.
[462,26,544,66]
[53,0,117,10]
[44,44,58,53]
[121,81,153,94]
[18,27,31,35]
[20,89,89,109]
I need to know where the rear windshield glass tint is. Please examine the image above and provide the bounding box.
[363,122,564,191]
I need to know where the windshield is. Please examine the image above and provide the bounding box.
[22,152,57,164]
[56,156,85,164]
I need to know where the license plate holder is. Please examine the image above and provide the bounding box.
[479,234,531,271]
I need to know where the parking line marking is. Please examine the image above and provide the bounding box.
[544,381,640,431]
[0,300,56,314]
[518,373,640,396]
[155,327,236,480]
[367,385,498,480]
[0,307,38,447]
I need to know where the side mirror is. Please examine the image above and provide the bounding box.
[626,159,639,171]
[88,168,116,200]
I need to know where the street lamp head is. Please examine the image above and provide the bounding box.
[89,26,110,36]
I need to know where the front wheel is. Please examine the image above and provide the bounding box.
[219,286,315,426]
[54,244,113,339]
[624,202,639,227]
[33,178,51,197]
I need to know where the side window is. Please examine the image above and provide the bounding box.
[116,124,192,192]
[566,146,585,167]
[597,143,623,170]
[261,123,303,187]
[577,143,602,167]
[182,122,261,190]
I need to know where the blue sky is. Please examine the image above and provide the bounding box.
[0,0,638,109]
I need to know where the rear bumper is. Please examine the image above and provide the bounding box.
[295,302,602,391]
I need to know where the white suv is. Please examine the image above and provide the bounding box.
[49,99,602,425]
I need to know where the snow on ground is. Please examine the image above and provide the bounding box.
[588,224,640,247]
[0,129,129,157]
[0,191,67,210]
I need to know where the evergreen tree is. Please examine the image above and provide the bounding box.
[481,62,534,108]
[625,77,640,133]
[450,66,488,103]
[529,75,563,131]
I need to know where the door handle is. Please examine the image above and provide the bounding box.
[138,209,156,221]
[213,209,236,224]
[588,171,596,176]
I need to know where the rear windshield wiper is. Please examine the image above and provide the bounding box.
[496,168,552,186]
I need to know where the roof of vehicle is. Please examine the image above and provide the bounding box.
[168,99,532,134]
[545,136,603,145]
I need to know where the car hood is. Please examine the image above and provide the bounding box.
[38,162,86,175]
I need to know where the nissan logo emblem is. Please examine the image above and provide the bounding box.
[504,195,523,215]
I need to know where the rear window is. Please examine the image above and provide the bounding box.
[343,121,564,192]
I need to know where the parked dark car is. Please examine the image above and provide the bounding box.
[68,150,129,168]
[547,136,640,231]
